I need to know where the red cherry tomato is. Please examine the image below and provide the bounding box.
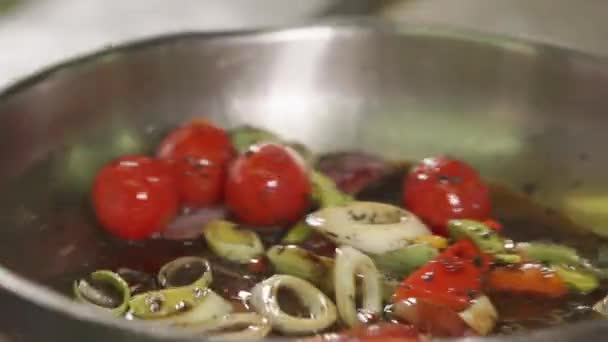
[157,121,234,207]
[92,155,179,240]
[225,143,311,226]
[394,240,492,312]
[403,156,491,236]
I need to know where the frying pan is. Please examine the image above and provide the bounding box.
[0,18,607,341]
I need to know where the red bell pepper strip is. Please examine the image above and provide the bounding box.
[394,239,492,312]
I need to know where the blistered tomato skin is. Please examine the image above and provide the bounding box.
[157,121,234,207]
[92,156,179,240]
[225,143,312,226]
[403,157,491,236]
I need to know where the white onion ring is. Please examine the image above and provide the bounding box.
[249,275,337,334]
[306,201,431,254]
[334,246,382,327]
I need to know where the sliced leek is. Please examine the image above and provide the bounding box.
[74,270,131,315]
[130,257,212,319]
[311,170,352,208]
[266,245,334,293]
[334,246,382,327]
[249,275,337,334]
[203,220,264,264]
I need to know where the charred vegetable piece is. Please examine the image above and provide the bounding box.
[203,220,264,264]
[311,170,353,208]
[129,257,212,319]
[249,275,337,334]
[266,245,334,293]
[306,201,431,254]
[457,295,498,336]
[230,126,280,153]
[394,240,491,312]
[74,270,131,315]
[371,243,439,278]
[486,263,568,298]
[281,220,314,245]
[551,264,599,294]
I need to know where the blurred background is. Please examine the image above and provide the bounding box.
[1,0,608,88]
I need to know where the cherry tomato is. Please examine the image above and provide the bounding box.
[225,143,311,226]
[157,121,234,207]
[394,240,492,311]
[92,155,179,240]
[403,156,491,236]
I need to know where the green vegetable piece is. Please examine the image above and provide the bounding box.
[230,126,280,153]
[73,270,131,315]
[494,253,522,264]
[517,242,582,266]
[129,263,212,319]
[282,220,314,244]
[371,243,438,277]
[266,245,334,293]
[129,284,209,319]
[448,219,505,255]
[552,264,599,294]
[311,171,353,208]
[203,220,264,264]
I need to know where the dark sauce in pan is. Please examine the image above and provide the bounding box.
[38,162,606,335]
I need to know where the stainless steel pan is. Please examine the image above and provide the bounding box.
[0,18,607,341]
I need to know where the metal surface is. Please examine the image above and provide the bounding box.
[0,0,382,88]
[1,19,608,341]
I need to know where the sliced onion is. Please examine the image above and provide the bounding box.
[74,270,131,315]
[163,206,227,240]
[185,313,271,341]
[249,274,337,334]
[306,201,431,254]
[334,246,382,327]
[458,295,498,336]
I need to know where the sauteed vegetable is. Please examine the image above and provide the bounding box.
[70,120,608,340]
